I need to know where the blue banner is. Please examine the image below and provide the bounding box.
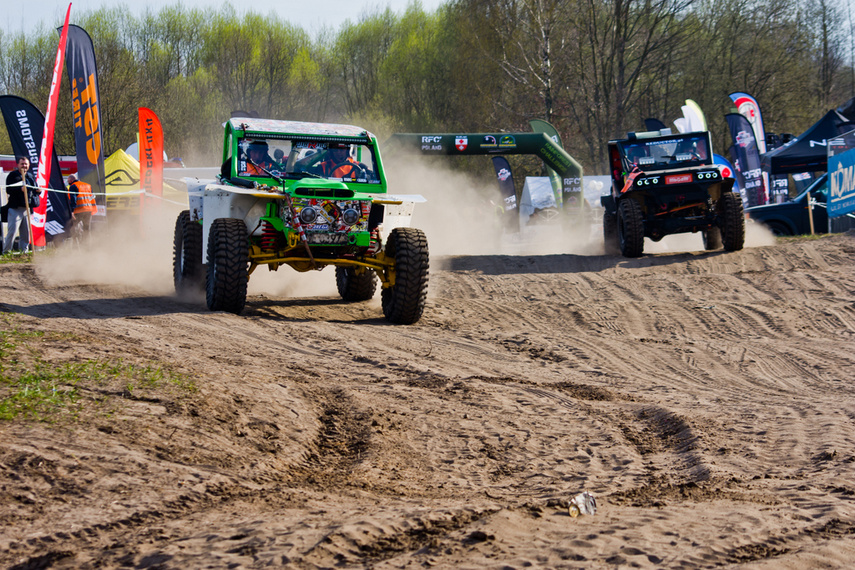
[63,24,106,209]
[726,113,767,207]
[828,148,855,217]
[0,95,72,237]
[491,156,519,233]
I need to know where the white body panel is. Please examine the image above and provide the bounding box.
[186,178,423,264]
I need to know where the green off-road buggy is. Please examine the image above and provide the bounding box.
[601,129,744,257]
[174,118,429,324]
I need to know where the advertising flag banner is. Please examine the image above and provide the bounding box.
[683,100,707,132]
[726,113,768,207]
[30,3,71,246]
[729,92,767,154]
[491,156,519,233]
[64,24,106,210]
[644,118,667,132]
[138,107,164,197]
[828,148,855,217]
[0,95,72,239]
[713,153,740,193]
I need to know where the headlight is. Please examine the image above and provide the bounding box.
[636,176,659,187]
[342,208,360,226]
[299,206,318,224]
[698,171,719,180]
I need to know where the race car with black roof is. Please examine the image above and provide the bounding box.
[601,129,745,257]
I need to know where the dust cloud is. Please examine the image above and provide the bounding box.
[35,204,182,295]
[384,156,604,258]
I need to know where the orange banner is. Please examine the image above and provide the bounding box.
[138,107,163,197]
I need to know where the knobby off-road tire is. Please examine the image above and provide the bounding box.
[381,227,429,325]
[173,210,204,295]
[617,198,644,258]
[336,266,377,301]
[702,227,723,250]
[206,218,249,314]
[603,209,620,255]
[720,191,745,252]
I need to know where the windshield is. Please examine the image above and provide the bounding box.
[236,137,381,184]
[802,173,828,203]
[619,133,711,172]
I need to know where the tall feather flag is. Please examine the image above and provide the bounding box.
[491,156,519,233]
[32,2,72,247]
[729,93,767,155]
[726,113,768,207]
[138,108,164,198]
[674,99,707,133]
[0,96,72,240]
[65,24,107,211]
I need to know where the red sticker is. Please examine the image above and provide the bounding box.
[666,173,693,184]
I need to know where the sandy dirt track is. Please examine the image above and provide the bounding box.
[2,225,855,569]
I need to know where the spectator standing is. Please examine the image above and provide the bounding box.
[66,174,97,240]
[3,156,36,254]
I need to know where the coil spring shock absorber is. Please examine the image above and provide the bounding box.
[260,220,280,251]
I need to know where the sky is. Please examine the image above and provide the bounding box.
[3,0,445,36]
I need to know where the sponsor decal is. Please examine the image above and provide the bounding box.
[481,135,497,147]
[71,74,101,165]
[809,139,827,148]
[720,166,733,178]
[497,168,511,182]
[421,143,443,151]
[295,141,326,149]
[105,195,141,209]
[735,130,754,148]
[666,173,693,185]
[421,135,442,143]
[15,110,40,166]
[455,135,468,151]
[504,195,517,209]
[563,177,581,186]
[322,202,340,222]
[498,135,516,148]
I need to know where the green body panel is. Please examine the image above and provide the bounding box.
[529,119,565,207]
[384,131,584,212]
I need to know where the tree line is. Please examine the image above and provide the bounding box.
[0,0,851,179]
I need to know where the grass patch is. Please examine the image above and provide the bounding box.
[775,233,832,242]
[0,251,33,264]
[0,314,195,422]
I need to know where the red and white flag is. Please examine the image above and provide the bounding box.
[33,3,72,247]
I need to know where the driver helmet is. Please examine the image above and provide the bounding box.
[329,145,350,162]
[248,140,268,155]
[627,145,646,164]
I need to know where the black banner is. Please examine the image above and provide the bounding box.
[491,156,519,233]
[644,118,668,132]
[0,95,72,237]
[64,24,106,207]
[726,113,767,207]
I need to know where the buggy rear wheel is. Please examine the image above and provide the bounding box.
[206,218,249,314]
[603,210,619,255]
[336,266,377,301]
[702,227,722,250]
[381,227,429,324]
[720,191,745,252]
[173,210,204,295]
[617,198,644,258]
